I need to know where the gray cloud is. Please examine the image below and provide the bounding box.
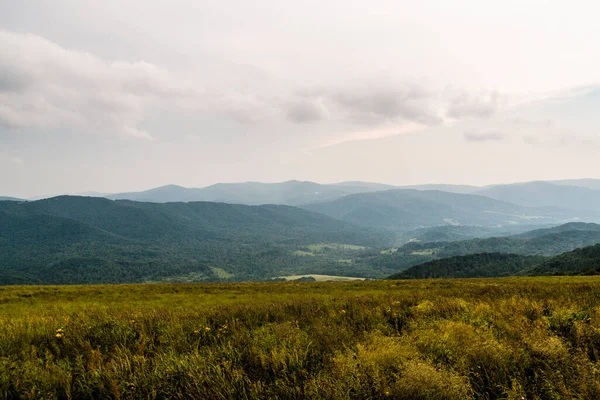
[463,131,505,142]
[293,83,446,127]
[447,90,499,119]
[331,86,443,125]
[285,99,329,123]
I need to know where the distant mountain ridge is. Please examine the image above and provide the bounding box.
[476,181,600,210]
[302,189,594,232]
[0,196,24,202]
[15,178,600,210]
[105,180,397,205]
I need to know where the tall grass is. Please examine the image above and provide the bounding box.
[2,277,600,399]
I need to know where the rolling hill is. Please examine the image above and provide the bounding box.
[389,242,600,279]
[364,222,600,275]
[403,225,600,257]
[0,196,391,284]
[302,189,585,232]
[395,184,481,194]
[106,180,396,205]
[526,244,600,276]
[551,179,600,191]
[514,222,600,238]
[396,224,552,244]
[0,197,24,201]
[388,253,544,279]
[476,181,600,211]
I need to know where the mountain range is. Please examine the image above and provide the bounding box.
[302,189,595,232]
[105,181,395,205]
[4,178,600,284]
[9,178,600,210]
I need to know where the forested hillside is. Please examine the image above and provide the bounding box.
[389,242,600,280]
[364,223,600,274]
[388,253,544,279]
[527,244,600,276]
[0,197,391,284]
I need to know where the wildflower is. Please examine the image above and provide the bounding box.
[55,332,64,338]
[193,330,200,334]
[339,310,346,314]
[55,328,64,338]
[128,384,135,392]
[385,391,390,396]
[205,327,211,332]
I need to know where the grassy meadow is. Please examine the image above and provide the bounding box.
[3,278,600,399]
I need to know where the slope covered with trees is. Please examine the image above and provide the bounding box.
[526,244,600,276]
[0,196,391,284]
[388,253,544,279]
[366,222,600,274]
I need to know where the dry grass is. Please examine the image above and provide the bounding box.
[2,277,600,399]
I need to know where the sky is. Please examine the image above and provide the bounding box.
[1,0,600,198]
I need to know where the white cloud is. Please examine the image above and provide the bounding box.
[285,98,329,123]
[0,30,191,139]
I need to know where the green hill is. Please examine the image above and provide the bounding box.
[388,253,544,279]
[402,227,600,257]
[396,224,549,244]
[0,196,391,284]
[526,244,600,276]
[389,243,600,280]
[302,189,584,232]
[514,222,600,238]
[363,223,600,275]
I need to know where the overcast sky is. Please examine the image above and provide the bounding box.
[2,0,600,197]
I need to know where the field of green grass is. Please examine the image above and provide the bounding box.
[3,277,600,399]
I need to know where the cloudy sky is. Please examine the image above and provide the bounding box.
[2,0,600,198]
